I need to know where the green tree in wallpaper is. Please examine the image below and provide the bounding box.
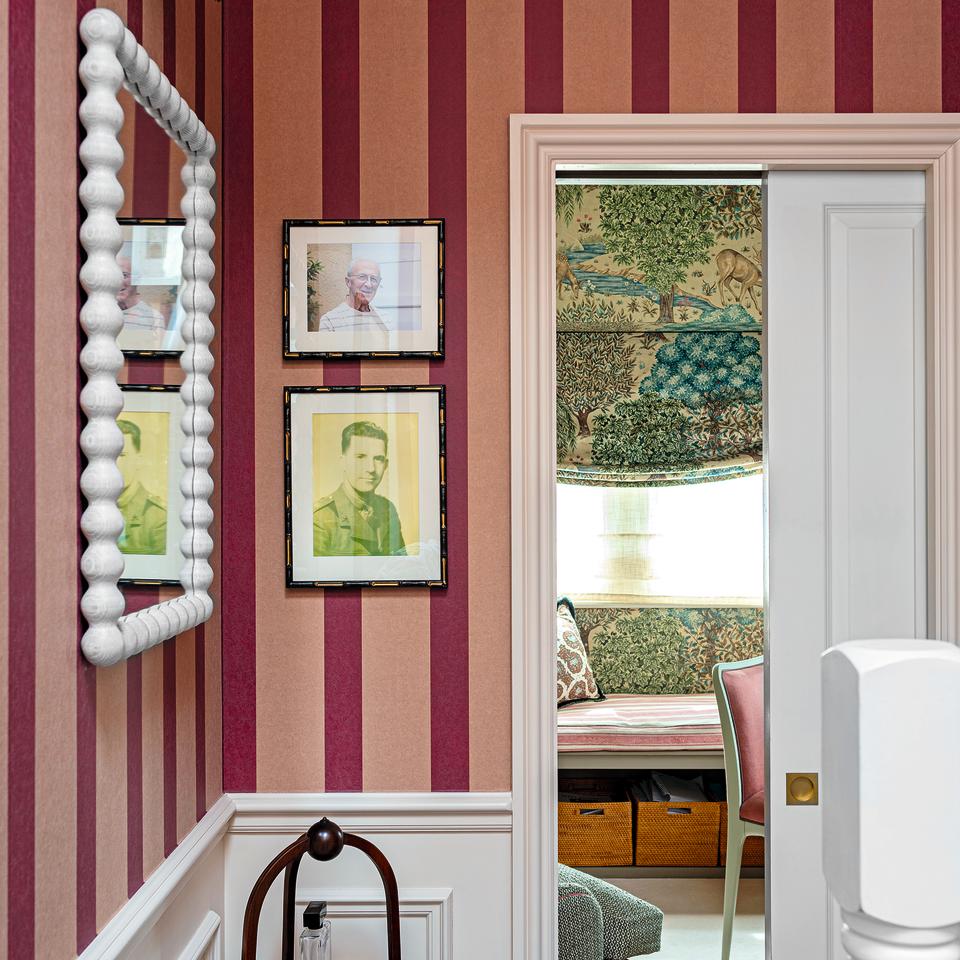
[557,332,638,436]
[591,393,696,470]
[557,397,578,460]
[589,609,692,695]
[642,332,763,460]
[702,184,763,240]
[598,185,716,323]
[556,184,585,228]
[642,332,762,405]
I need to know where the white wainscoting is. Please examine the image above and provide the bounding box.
[224,793,512,960]
[79,792,512,960]
[79,795,231,960]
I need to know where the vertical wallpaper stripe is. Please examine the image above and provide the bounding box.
[465,0,519,792]
[738,0,777,111]
[7,1,36,954]
[525,0,563,111]
[563,0,633,114]
[358,0,432,793]
[946,0,960,110]
[428,0,470,792]
[320,0,364,794]
[126,654,143,895]
[874,0,941,111]
[34,0,80,954]
[221,0,256,793]
[670,0,740,113]
[632,0,670,112]
[0,3,9,951]
[835,0,873,110]
[776,0,835,112]
[163,643,177,854]
[249,0,325,793]
[202,0,222,811]
[75,1,98,947]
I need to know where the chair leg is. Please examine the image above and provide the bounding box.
[722,819,744,960]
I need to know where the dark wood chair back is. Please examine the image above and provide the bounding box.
[240,817,402,959]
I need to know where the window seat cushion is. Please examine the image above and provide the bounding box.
[557,693,722,754]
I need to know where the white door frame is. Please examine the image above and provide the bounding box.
[508,113,960,960]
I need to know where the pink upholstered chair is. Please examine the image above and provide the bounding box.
[712,656,764,960]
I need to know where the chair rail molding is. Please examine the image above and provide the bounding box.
[509,112,960,960]
[78,8,217,665]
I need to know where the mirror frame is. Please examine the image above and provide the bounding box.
[78,8,216,666]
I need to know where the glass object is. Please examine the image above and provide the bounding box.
[300,900,332,960]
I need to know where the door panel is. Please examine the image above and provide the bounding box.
[766,171,926,959]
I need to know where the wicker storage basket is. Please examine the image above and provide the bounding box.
[630,787,721,867]
[558,779,633,867]
[719,804,765,867]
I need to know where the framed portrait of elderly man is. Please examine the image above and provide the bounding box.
[284,385,447,587]
[117,218,187,357]
[283,219,444,359]
[117,385,188,585]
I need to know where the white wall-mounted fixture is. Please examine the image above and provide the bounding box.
[822,639,960,959]
[78,8,216,666]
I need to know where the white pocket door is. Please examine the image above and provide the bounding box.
[766,171,927,959]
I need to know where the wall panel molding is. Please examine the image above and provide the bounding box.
[295,887,453,960]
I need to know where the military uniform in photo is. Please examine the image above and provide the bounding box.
[313,482,406,557]
[118,480,168,556]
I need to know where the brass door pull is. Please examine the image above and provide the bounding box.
[786,772,819,805]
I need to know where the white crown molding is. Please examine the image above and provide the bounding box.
[510,112,960,960]
[79,795,234,960]
[228,791,513,835]
[78,7,216,665]
[296,887,453,960]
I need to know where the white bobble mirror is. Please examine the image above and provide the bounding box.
[78,8,216,666]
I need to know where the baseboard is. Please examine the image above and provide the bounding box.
[79,794,234,960]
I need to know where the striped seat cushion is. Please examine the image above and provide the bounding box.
[557,693,722,753]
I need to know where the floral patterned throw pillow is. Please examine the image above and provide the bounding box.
[557,598,604,708]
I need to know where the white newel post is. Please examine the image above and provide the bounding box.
[822,640,960,959]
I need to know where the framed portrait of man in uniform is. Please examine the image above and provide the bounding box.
[283,219,444,359]
[117,385,188,585]
[284,385,447,588]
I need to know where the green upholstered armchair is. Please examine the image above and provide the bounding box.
[558,864,663,959]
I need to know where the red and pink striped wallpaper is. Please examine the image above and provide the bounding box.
[3,0,960,957]
[2,0,221,956]
[218,0,959,799]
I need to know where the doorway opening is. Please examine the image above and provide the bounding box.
[554,172,766,960]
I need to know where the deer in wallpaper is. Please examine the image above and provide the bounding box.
[716,248,762,312]
[557,250,581,300]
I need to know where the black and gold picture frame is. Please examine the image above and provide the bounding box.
[117,385,187,585]
[283,218,444,359]
[284,384,447,588]
[117,217,187,357]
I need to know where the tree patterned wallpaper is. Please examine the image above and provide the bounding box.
[556,184,764,486]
